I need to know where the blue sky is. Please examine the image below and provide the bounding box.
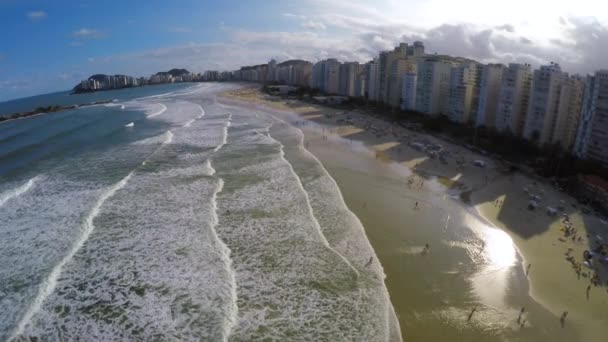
[1,0,607,101]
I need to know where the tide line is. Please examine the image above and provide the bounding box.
[0,176,39,208]
[10,172,134,339]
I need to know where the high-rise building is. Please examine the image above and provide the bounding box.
[401,72,417,111]
[312,61,326,90]
[475,64,505,127]
[324,59,341,94]
[495,63,533,135]
[366,58,381,101]
[447,62,478,123]
[552,74,584,149]
[268,59,278,82]
[574,71,608,166]
[387,58,417,108]
[415,57,453,115]
[339,62,359,97]
[523,63,565,145]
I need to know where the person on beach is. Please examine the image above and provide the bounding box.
[586,284,591,300]
[526,263,532,276]
[468,307,477,321]
[560,311,568,328]
[414,201,419,210]
[517,307,525,324]
[365,257,373,267]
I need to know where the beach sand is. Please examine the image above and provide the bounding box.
[220,85,608,341]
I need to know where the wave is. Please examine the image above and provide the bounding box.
[146,104,167,118]
[125,122,134,128]
[164,130,173,144]
[197,104,205,119]
[10,171,134,339]
[183,119,195,128]
[0,176,39,207]
[207,161,238,341]
[267,126,360,278]
[136,92,174,100]
[213,114,232,152]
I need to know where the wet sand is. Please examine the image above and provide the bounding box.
[219,86,608,341]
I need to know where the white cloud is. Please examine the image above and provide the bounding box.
[303,20,326,30]
[72,28,106,39]
[27,11,47,21]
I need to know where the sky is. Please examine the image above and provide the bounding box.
[1,0,608,101]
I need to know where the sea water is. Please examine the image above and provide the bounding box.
[0,83,400,341]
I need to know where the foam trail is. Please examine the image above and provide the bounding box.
[208,161,238,341]
[183,119,195,128]
[125,122,134,128]
[0,176,39,208]
[213,114,232,152]
[136,92,174,100]
[197,104,205,119]
[120,105,125,110]
[10,172,134,339]
[164,130,173,144]
[266,126,360,278]
[147,104,167,118]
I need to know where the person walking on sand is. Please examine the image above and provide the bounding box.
[414,201,419,210]
[560,311,568,328]
[587,284,591,300]
[517,307,525,324]
[526,263,532,276]
[468,307,477,321]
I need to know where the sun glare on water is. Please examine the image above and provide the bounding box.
[484,228,516,269]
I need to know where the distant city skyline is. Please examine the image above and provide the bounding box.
[2,0,608,101]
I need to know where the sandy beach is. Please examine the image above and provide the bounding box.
[218,85,608,341]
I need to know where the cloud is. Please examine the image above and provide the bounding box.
[27,11,47,21]
[168,27,192,33]
[72,28,106,39]
[282,13,326,30]
[303,20,326,30]
[495,24,515,32]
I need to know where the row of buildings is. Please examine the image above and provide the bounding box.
[230,41,608,168]
[78,71,231,92]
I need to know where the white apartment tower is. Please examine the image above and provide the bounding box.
[495,63,533,136]
[415,57,453,115]
[475,64,505,127]
[523,63,565,145]
[366,58,381,101]
[574,71,608,167]
[401,72,417,111]
[447,62,478,123]
[553,75,585,149]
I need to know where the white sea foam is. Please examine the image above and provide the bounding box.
[10,172,134,339]
[147,104,167,118]
[267,126,360,279]
[164,130,173,144]
[208,161,238,341]
[213,114,231,152]
[183,119,195,127]
[0,176,39,208]
[125,122,135,128]
[197,104,205,118]
[136,92,174,100]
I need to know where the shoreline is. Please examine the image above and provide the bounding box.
[219,86,608,340]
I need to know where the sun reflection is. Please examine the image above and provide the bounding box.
[484,228,516,269]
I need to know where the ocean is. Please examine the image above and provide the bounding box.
[0,83,400,341]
